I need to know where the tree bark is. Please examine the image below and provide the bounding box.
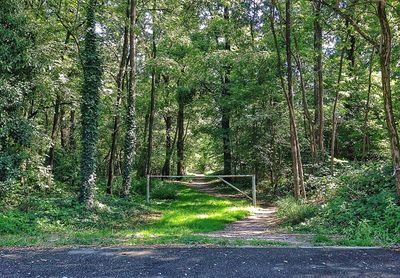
[47,94,60,170]
[362,49,375,160]
[222,5,232,176]
[293,36,317,161]
[313,0,324,162]
[270,0,305,198]
[122,0,137,196]
[106,21,129,195]
[176,95,185,176]
[377,1,400,196]
[145,12,157,175]
[330,43,346,175]
[79,0,102,206]
[69,110,75,149]
[162,114,176,176]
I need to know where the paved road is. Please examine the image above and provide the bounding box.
[0,246,399,277]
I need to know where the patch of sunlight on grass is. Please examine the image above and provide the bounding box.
[133,185,251,239]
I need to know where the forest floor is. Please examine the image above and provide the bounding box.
[184,178,314,246]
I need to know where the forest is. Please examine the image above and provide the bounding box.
[0,0,399,247]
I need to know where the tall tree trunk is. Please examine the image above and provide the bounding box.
[176,95,185,176]
[137,112,150,177]
[293,36,317,161]
[286,0,305,198]
[69,110,75,150]
[79,0,102,206]
[47,94,60,170]
[106,22,129,195]
[270,0,305,198]
[162,115,174,176]
[362,49,375,160]
[60,105,67,149]
[122,0,137,196]
[48,31,71,169]
[222,5,232,176]
[377,1,400,196]
[145,13,157,175]
[313,0,324,162]
[330,44,346,175]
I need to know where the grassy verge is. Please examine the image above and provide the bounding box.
[0,183,275,247]
[275,163,400,247]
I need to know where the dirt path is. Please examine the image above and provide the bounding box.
[185,178,313,246]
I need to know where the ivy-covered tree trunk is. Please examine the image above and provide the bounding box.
[79,0,102,206]
[122,0,137,196]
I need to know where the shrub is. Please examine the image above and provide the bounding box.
[276,197,318,225]
[131,178,179,200]
[318,163,400,244]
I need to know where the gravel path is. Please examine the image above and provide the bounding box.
[186,178,313,245]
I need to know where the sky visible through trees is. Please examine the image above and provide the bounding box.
[0,0,399,243]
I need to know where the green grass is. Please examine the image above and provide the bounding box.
[276,163,400,247]
[0,184,258,247]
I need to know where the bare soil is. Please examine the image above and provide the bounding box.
[185,178,313,246]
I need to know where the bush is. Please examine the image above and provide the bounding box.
[131,178,179,200]
[317,163,400,244]
[151,181,179,200]
[282,162,400,245]
[276,197,318,225]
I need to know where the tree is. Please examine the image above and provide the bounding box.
[122,0,137,196]
[321,0,400,195]
[0,0,37,195]
[313,0,324,162]
[269,0,305,198]
[79,0,103,205]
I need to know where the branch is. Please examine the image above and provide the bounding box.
[321,0,379,48]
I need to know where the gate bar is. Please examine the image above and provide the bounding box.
[146,174,257,207]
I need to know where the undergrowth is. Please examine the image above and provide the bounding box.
[0,180,251,247]
[276,162,400,246]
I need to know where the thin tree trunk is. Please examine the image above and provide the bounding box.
[106,21,129,195]
[377,1,400,196]
[330,45,345,175]
[176,96,185,176]
[270,0,305,198]
[122,0,137,196]
[162,115,174,176]
[293,36,317,161]
[60,105,67,149]
[137,112,150,177]
[145,12,157,175]
[362,49,375,160]
[47,94,61,170]
[48,30,71,169]
[69,110,75,149]
[313,0,324,162]
[222,6,232,176]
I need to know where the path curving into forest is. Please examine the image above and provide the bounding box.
[185,178,313,246]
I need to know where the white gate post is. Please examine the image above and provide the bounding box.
[252,175,257,207]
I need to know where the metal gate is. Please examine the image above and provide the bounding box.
[146,175,257,206]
